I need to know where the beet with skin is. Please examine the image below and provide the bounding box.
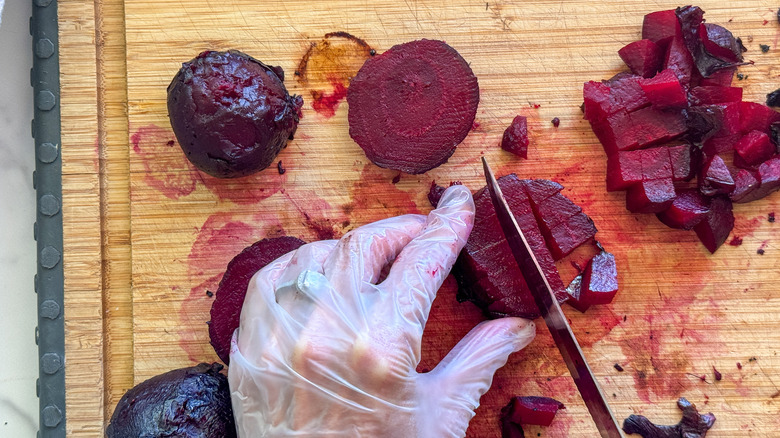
[167,50,303,178]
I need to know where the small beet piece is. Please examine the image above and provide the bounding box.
[501,396,566,428]
[567,250,618,312]
[347,39,479,174]
[642,10,680,45]
[738,102,780,134]
[501,115,529,158]
[622,397,715,438]
[689,86,743,105]
[523,178,564,203]
[664,34,697,87]
[668,143,699,181]
[619,39,664,78]
[656,189,711,230]
[730,169,760,203]
[694,196,734,253]
[700,23,744,63]
[677,6,743,78]
[428,181,447,208]
[640,69,688,109]
[546,213,598,260]
[209,236,305,364]
[606,150,644,191]
[626,178,676,213]
[734,130,774,168]
[735,156,780,203]
[698,154,735,196]
[106,363,236,438]
[167,50,303,178]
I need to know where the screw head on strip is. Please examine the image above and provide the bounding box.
[40,300,60,319]
[35,39,54,59]
[39,195,60,216]
[42,405,62,427]
[40,246,60,269]
[37,90,56,111]
[38,143,58,163]
[41,353,62,374]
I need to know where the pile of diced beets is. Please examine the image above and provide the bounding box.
[584,6,780,253]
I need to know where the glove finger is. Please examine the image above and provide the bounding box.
[275,240,338,310]
[322,214,426,297]
[380,185,474,329]
[417,318,536,437]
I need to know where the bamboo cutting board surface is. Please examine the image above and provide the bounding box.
[59,0,780,436]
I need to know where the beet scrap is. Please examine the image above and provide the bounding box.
[567,250,618,312]
[694,196,734,253]
[677,6,743,79]
[623,397,715,438]
[656,189,711,230]
[698,155,735,196]
[209,236,305,364]
[347,39,479,174]
[700,23,744,63]
[619,39,664,78]
[501,115,529,158]
[501,396,566,428]
[734,130,774,168]
[626,178,676,213]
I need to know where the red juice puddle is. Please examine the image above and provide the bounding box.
[281,189,350,241]
[197,165,286,205]
[296,32,374,118]
[344,164,421,227]
[130,124,197,199]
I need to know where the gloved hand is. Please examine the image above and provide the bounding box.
[229,185,536,437]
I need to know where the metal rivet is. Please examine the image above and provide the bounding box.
[34,274,39,294]
[42,405,62,427]
[37,90,56,111]
[40,300,60,319]
[32,170,37,189]
[38,143,59,163]
[41,353,62,375]
[33,221,38,241]
[40,246,60,269]
[35,39,54,59]
[39,195,60,216]
[35,0,53,7]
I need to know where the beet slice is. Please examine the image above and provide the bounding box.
[730,169,761,203]
[501,396,566,428]
[454,175,567,319]
[347,39,479,174]
[626,178,676,213]
[689,86,743,105]
[694,196,734,253]
[656,189,711,230]
[698,154,735,196]
[619,39,664,78]
[642,10,680,45]
[567,250,618,312]
[640,68,688,109]
[734,156,780,203]
[702,134,739,156]
[532,193,583,230]
[734,130,774,168]
[623,397,715,438]
[738,102,780,135]
[668,143,699,181]
[209,236,306,364]
[523,178,564,204]
[592,107,687,155]
[501,115,529,158]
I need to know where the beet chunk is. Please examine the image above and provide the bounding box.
[734,130,774,168]
[640,69,688,109]
[567,251,618,312]
[730,169,761,203]
[738,102,780,134]
[689,86,743,105]
[622,397,715,438]
[700,23,744,63]
[209,236,305,364]
[347,39,479,174]
[642,10,680,45]
[735,156,780,203]
[528,191,597,260]
[668,143,699,181]
[626,179,676,213]
[698,155,735,196]
[656,189,711,230]
[106,363,236,438]
[619,39,663,78]
[501,115,529,158]
[167,50,303,178]
[694,196,734,253]
[606,150,644,191]
[501,396,566,428]
[454,175,568,319]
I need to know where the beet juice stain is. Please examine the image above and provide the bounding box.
[131,125,198,199]
[296,32,374,118]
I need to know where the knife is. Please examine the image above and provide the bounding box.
[481,157,625,438]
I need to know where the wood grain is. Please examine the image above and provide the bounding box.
[61,0,780,436]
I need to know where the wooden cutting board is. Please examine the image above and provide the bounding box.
[59,0,780,436]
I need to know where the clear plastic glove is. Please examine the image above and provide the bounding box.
[229,185,536,437]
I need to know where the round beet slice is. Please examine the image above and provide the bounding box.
[347,39,479,174]
[209,236,305,364]
[168,50,303,178]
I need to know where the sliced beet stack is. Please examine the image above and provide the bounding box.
[209,236,305,365]
[347,39,479,174]
[584,5,780,253]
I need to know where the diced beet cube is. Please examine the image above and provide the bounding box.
[620,106,687,151]
[640,69,688,109]
[641,146,673,180]
[730,169,761,203]
[533,193,582,230]
[700,67,735,87]
[656,189,711,230]
[668,143,699,181]
[522,179,564,204]
[734,130,774,168]
[619,39,664,78]
[583,75,650,124]
[606,150,644,191]
[700,23,744,63]
[735,157,780,203]
[501,116,529,158]
[699,154,735,196]
[583,81,615,123]
[626,178,676,213]
[501,396,566,428]
[694,196,734,253]
[738,102,780,134]
[588,110,629,155]
[546,212,597,260]
[567,251,618,312]
[702,134,740,156]
[664,35,696,87]
[643,10,681,44]
[689,86,743,105]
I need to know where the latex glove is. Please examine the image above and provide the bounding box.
[229,185,536,437]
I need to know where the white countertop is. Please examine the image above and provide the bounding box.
[0,1,44,436]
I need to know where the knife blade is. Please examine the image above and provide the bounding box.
[481,157,625,438]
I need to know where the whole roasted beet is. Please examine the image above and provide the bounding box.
[168,50,303,178]
[106,363,236,438]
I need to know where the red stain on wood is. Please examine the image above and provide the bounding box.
[130,124,197,199]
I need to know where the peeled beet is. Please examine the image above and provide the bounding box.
[209,236,305,364]
[626,178,676,213]
[694,196,734,253]
[656,189,711,230]
[347,39,479,174]
[501,396,566,428]
[734,130,774,168]
[619,39,663,78]
[106,363,236,438]
[698,154,735,196]
[640,68,688,109]
[606,150,644,191]
[167,50,303,178]
[567,251,618,312]
[501,115,529,158]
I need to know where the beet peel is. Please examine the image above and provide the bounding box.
[623,397,715,438]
